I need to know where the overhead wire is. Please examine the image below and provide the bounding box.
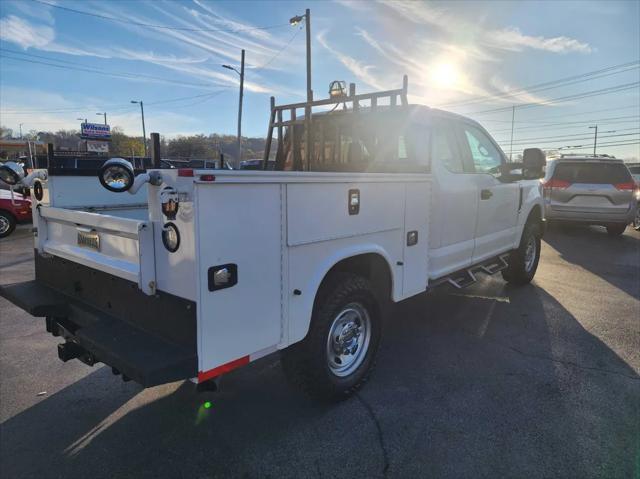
[438,61,640,109]
[31,0,291,33]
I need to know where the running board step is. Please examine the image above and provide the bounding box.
[429,253,511,291]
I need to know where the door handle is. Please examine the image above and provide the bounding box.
[480,189,493,200]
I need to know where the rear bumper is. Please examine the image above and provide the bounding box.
[545,204,635,225]
[0,253,197,387]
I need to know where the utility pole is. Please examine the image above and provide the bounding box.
[238,49,245,166]
[509,105,515,161]
[289,9,312,102]
[589,125,598,156]
[222,49,245,168]
[131,100,147,156]
[305,9,311,102]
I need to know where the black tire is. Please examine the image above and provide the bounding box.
[281,273,382,401]
[0,210,16,238]
[502,222,541,285]
[606,223,626,236]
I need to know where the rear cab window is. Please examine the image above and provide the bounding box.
[553,162,632,184]
[276,109,429,173]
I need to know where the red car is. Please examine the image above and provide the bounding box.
[0,189,32,238]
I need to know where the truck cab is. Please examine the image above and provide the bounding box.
[0,77,545,401]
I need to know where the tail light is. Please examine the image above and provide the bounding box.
[613,182,635,191]
[178,168,194,177]
[542,178,571,190]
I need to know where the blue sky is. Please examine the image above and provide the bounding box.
[0,0,638,159]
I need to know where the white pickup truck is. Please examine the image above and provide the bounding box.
[0,78,546,401]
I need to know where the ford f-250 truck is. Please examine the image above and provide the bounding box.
[0,77,546,401]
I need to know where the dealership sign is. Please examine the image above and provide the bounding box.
[87,141,109,153]
[81,122,111,140]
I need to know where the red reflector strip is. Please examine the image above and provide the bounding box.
[613,182,635,190]
[199,174,216,181]
[198,355,250,382]
[178,168,194,177]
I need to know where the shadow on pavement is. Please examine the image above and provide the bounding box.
[1,276,638,478]
[543,223,640,298]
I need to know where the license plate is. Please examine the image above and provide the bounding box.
[77,229,100,251]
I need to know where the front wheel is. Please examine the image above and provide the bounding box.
[281,273,381,401]
[502,223,541,285]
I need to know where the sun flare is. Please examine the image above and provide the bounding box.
[430,62,460,88]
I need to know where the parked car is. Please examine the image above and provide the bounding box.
[627,162,640,230]
[542,155,637,236]
[0,189,32,238]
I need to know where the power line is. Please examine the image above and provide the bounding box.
[479,104,640,123]
[497,130,639,145]
[31,0,290,33]
[438,61,640,109]
[487,115,640,134]
[503,140,640,154]
[500,132,639,148]
[469,82,640,115]
[254,27,302,73]
[0,50,220,89]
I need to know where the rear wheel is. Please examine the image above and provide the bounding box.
[606,223,627,236]
[632,205,640,231]
[0,211,16,238]
[502,223,541,285]
[281,273,381,401]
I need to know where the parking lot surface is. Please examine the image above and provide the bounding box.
[1,223,639,479]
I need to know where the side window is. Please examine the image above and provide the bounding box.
[431,121,464,173]
[460,124,503,173]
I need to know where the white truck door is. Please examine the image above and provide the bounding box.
[457,122,519,263]
[428,118,479,278]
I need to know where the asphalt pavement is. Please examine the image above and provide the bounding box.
[1,223,638,479]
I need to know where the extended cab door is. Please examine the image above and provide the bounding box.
[428,117,479,278]
[456,122,519,263]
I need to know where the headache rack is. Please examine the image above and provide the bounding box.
[263,75,409,171]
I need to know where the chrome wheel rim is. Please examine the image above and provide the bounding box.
[0,216,9,235]
[326,303,371,377]
[524,235,537,273]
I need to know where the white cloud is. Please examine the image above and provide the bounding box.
[486,27,592,54]
[0,15,55,49]
[317,30,386,90]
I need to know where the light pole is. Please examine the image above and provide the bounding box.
[588,125,598,156]
[96,112,107,125]
[290,9,312,102]
[77,117,88,123]
[131,100,147,156]
[222,48,245,168]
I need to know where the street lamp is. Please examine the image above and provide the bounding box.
[96,112,107,125]
[222,49,245,168]
[290,9,312,102]
[131,100,147,156]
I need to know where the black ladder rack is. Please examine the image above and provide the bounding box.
[262,75,409,171]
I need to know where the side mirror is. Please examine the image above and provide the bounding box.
[0,161,25,186]
[98,158,135,192]
[522,148,546,179]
